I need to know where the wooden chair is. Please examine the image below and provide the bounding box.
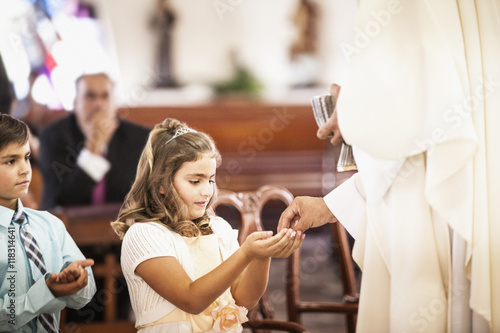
[286,221,359,333]
[53,203,136,333]
[215,185,309,333]
[243,320,309,333]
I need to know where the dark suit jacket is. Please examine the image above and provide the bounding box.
[0,54,12,114]
[38,113,150,210]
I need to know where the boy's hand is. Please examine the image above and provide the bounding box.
[46,259,94,297]
[56,259,94,283]
[241,230,304,260]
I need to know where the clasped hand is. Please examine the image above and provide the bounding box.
[240,229,304,260]
[81,109,118,154]
[46,259,94,298]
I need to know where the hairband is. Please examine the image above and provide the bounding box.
[164,127,197,146]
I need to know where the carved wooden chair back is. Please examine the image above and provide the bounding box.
[215,185,309,333]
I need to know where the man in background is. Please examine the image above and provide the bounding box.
[0,54,12,115]
[38,72,149,210]
[38,72,149,324]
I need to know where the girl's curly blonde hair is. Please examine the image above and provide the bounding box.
[111,118,221,239]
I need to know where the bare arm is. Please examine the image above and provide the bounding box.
[135,230,300,314]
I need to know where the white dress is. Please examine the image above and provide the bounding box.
[325,0,500,332]
[121,218,240,333]
[137,234,223,333]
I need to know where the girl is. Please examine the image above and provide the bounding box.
[111,118,303,333]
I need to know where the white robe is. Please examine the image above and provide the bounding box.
[324,0,500,332]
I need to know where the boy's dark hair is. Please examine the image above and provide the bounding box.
[0,114,29,151]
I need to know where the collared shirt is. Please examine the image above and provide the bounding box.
[76,148,110,182]
[0,200,96,332]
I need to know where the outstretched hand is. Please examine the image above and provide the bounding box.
[317,84,343,146]
[278,196,337,233]
[46,259,94,298]
[241,230,304,260]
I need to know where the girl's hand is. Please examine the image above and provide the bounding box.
[271,228,305,258]
[240,229,305,260]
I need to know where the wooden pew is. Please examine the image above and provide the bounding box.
[53,204,136,333]
[41,101,345,197]
[119,102,337,196]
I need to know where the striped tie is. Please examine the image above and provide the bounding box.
[13,209,58,333]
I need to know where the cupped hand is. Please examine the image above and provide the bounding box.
[269,228,305,258]
[47,259,94,297]
[240,230,304,260]
[55,259,94,283]
[47,267,88,297]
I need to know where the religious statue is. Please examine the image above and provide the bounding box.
[150,0,177,87]
[290,0,320,87]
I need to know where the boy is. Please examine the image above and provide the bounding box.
[0,114,96,332]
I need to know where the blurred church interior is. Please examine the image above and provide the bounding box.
[0,0,361,332]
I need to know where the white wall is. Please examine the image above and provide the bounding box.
[89,0,358,105]
[86,0,157,105]
[317,0,358,86]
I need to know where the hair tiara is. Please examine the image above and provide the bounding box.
[164,127,197,146]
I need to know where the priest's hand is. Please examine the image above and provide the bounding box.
[278,196,337,233]
[317,84,343,146]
